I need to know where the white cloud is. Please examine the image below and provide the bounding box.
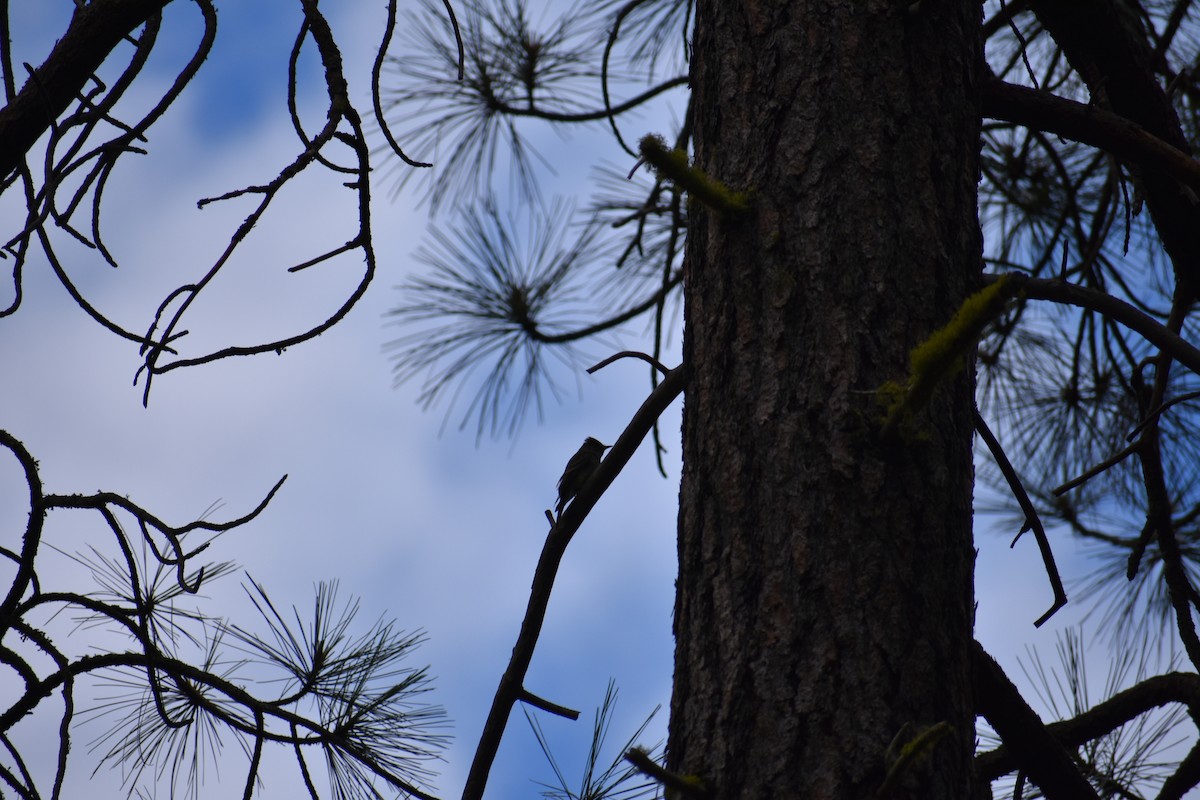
[1,2,1109,799]
[0,4,686,797]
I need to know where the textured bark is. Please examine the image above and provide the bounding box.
[670,2,982,799]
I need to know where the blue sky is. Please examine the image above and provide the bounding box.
[0,2,1140,799]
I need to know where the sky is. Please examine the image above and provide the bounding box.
[0,2,1157,799]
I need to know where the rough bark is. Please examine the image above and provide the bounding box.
[670,1,982,798]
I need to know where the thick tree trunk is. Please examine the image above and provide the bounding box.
[670,2,982,799]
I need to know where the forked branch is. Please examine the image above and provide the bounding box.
[462,363,686,800]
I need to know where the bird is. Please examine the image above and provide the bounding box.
[555,437,610,518]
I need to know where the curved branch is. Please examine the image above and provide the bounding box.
[1160,739,1200,800]
[529,268,682,344]
[1028,0,1200,298]
[0,649,443,800]
[0,0,170,181]
[372,0,433,168]
[992,273,1200,377]
[977,668,1200,783]
[981,77,1200,194]
[973,408,1066,626]
[46,475,287,538]
[0,431,45,635]
[486,75,688,123]
[600,0,658,157]
[138,1,377,402]
[588,350,672,377]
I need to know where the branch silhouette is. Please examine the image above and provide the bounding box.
[463,361,685,800]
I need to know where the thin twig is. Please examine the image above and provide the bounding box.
[588,350,672,377]
[974,408,1067,627]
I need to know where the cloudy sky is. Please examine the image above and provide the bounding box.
[0,2,1128,799]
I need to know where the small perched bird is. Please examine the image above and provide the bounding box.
[556,437,610,518]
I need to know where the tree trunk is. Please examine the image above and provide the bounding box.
[670,2,982,798]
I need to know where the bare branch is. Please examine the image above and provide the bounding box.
[982,77,1200,194]
[991,273,1200,377]
[463,364,686,800]
[973,640,1102,800]
[974,407,1067,626]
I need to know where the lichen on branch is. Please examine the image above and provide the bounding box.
[879,275,1017,439]
[636,134,749,217]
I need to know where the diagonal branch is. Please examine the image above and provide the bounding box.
[981,77,1200,195]
[1029,0,1200,298]
[973,408,1066,626]
[461,363,687,800]
[0,0,171,181]
[973,640,1101,800]
[977,668,1200,790]
[991,273,1200,377]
